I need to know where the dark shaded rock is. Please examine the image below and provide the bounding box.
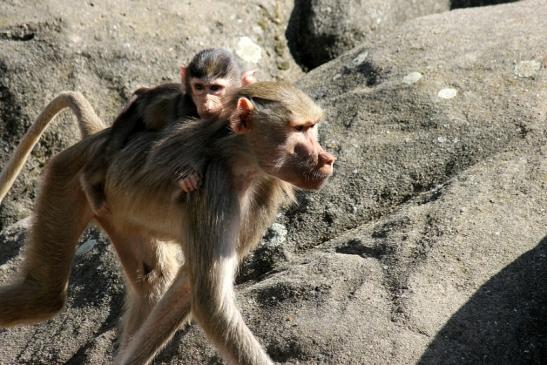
[451,0,519,9]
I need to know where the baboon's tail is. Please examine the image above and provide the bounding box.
[0,91,106,203]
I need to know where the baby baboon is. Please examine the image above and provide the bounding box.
[81,48,256,214]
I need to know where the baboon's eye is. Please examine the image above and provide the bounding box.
[210,84,224,92]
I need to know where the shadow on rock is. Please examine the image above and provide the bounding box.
[450,0,517,9]
[419,236,547,364]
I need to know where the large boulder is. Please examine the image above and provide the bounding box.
[286,0,521,70]
[287,0,451,70]
[1,0,546,364]
[0,0,300,229]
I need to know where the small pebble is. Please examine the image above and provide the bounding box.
[76,239,97,256]
[402,72,422,85]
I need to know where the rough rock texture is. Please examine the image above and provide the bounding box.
[286,0,520,70]
[1,0,546,364]
[0,0,300,229]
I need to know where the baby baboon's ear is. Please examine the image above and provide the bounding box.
[241,70,257,86]
[179,66,188,82]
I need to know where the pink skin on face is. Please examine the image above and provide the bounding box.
[190,79,230,118]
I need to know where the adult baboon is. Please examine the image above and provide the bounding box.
[0,81,335,365]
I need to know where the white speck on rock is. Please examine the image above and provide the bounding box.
[438,88,458,99]
[403,72,422,85]
[252,25,263,35]
[235,36,262,64]
[437,136,447,143]
[69,34,82,44]
[352,51,368,66]
[514,60,542,78]
[333,74,342,81]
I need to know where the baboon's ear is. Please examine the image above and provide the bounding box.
[230,97,254,134]
[179,66,188,82]
[241,70,257,86]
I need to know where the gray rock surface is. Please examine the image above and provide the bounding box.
[1,0,546,364]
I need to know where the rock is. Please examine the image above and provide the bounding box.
[76,238,98,256]
[286,0,520,70]
[286,0,451,69]
[1,0,546,364]
[293,0,546,252]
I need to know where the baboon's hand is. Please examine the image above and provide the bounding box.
[178,171,202,193]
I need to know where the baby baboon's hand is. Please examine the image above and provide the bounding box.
[178,171,202,193]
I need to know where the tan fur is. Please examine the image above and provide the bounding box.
[0,81,335,365]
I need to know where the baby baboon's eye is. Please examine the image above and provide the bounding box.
[210,84,224,92]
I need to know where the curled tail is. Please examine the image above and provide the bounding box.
[0,91,106,203]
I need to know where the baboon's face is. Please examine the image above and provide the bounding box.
[230,83,336,190]
[266,118,335,190]
[190,77,230,119]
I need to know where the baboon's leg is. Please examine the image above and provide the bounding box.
[115,267,192,365]
[0,149,93,326]
[188,248,272,365]
[96,217,183,352]
[182,200,272,365]
[119,241,181,350]
[174,163,273,365]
